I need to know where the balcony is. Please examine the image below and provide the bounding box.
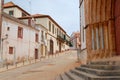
[57,35,66,43]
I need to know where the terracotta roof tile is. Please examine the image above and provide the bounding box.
[3,1,15,7]
[32,14,46,17]
[4,1,30,15]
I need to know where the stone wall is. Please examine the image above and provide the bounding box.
[115,0,120,55]
[84,0,116,61]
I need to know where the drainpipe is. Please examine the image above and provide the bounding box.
[0,0,4,61]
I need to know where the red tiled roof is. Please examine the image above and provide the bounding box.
[3,1,15,8]
[18,14,66,33]
[32,14,46,17]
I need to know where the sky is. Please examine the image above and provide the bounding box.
[4,0,80,36]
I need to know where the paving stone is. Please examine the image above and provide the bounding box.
[65,71,84,80]
[61,73,71,80]
[55,75,62,80]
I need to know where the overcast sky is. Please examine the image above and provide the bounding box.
[4,0,80,35]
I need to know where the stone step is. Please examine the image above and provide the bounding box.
[76,67,120,76]
[70,69,120,80]
[55,75,62,80]
[89,61,120,65]
[65,71,84,80]
[81,65,120,70]
[61,73,71,80]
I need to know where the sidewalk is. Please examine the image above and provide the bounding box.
[0,50,73,73]
[0,50,81,80]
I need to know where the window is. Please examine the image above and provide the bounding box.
[18,27,23,38]
[9,47,13,54]
[59,30,61,36]
[49,21,51,32]
[55,28,56,34]
[45,33,47,39]
[7,27,10,31]
[57,28,58,35]
[64,35,66,40]
[83,27,84,42]
[28,18,31,26]
[96,27,100,49]
[52,24,54,34]
[41,31,44,41]
[100,26,104,49]
[22,12,26,17]
[9,10,14,16]
[35,33,39,42]
[35,49,38,59]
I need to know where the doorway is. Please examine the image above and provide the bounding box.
[35,49,38,59]
[50,39,54,55]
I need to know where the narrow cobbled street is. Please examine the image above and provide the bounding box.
[0,50,80,80]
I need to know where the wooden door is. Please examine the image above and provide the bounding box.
[50,40,54,55]
[35,49,38,59]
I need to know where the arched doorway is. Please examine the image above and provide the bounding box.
[50,39,54,55]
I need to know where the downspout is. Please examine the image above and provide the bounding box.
[0,0,4,60]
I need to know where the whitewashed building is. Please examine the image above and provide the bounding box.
[2,1,70,62]
[1,2,40,64]
[1,12,39,64]
[19,14,70,55]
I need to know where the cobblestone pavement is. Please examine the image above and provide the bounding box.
[0,50,81,80]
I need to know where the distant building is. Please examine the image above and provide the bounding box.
[70,31,80,50]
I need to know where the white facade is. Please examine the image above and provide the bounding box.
[35,24,48,57]
[3,1,70,61]
[19,16,70,55]
[35,17,70,54]
[39,18,66,53]
[80,0,86,50]
[1,13,39,63]
[79,0,87,64]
